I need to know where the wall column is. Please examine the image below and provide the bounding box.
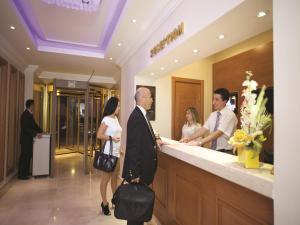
[24,65,38,103]
[274,0,300,224]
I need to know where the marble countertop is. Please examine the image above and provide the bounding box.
[160,137,274,199]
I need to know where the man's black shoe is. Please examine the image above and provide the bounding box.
[18,176,29,180]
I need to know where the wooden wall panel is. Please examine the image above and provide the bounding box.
[0,62,8,182]
[213,42,274,156]
[6,66,18,175]
[175,175,201,225]
[153,151,273,225]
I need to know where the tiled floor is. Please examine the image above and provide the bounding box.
[0,153,127,225]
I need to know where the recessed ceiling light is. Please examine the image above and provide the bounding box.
[10,26,15,30]
[26,47,30,50]
[109,57,113,60]
[150,72,155,76]
[117,43,122,47]
[174,59,179,63]
[218,34,225,39]
[131,19,137,23]
[193,49,198,53]
[160,67,165,71]
[257,11,267,18]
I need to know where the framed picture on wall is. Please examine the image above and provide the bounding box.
[136,85,156,121]
[227,92,238,115]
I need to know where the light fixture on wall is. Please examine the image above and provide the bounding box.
[160,67,165,71]
[26,47,30,50]
[174,59,179,63]
[131,19,137,23]
[10,26,15,30]
[42,0,102,12]
[193,49,198,53]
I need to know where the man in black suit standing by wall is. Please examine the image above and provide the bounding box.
[122,87,163,225]
[18,99,43,180]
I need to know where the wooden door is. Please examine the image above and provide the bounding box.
[172,77,204,140]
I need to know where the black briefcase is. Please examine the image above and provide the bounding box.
[112,180,155,222]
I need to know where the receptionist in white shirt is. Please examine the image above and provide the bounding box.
[179,107,202,142]
[182,88,238,154]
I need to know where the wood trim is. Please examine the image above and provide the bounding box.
[172,77,204,139]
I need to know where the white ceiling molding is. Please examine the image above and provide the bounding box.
[39,71,117,84]
[115,0,183,66]
[0,34,27,71]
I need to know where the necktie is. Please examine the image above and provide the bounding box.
[211,111,221,150]
[146,116,156,141]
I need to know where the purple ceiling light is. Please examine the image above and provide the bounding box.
[42,0,102,12]
[10,0,127,58]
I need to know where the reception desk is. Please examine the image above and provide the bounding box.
[153,138,273,225]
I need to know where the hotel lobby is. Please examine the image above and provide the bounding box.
[0,0,299,225]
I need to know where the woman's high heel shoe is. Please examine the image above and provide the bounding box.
[101,202,111,215]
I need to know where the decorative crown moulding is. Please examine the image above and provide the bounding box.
[42,0,102,12]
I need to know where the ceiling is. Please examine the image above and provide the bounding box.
[0,0,272,85]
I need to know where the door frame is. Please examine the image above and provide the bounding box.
[172,77,204,140]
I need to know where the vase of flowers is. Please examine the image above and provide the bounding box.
[229,71,272,168]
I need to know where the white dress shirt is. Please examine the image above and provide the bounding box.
[204,107,238,150]
[182,123,202,141]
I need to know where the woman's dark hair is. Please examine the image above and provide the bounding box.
[102,97,119,117]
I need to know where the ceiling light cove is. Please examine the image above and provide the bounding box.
[11,0,128,58]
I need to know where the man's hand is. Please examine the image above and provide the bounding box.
[37,133,43,138]
[131,177,140,183]
[156,139,167,150]
[187,140,202,146]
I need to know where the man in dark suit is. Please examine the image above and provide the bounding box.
[18,99,43,180]
[122,87,164,225]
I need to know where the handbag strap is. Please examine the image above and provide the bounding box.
[100,136,113,155]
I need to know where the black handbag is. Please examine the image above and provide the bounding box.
[93,136,118,172]
[112,179,155,222]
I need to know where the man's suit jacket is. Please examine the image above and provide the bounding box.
[20,109,42,145]
[122,106,157,185]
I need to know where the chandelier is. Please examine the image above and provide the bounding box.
[42,0,102,12]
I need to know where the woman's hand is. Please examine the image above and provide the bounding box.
[179,137,189,143]
[112,136,120,143]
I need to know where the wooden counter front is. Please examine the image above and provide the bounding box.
[153,151,273,225]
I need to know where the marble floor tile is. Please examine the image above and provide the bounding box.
[0,153,127,225]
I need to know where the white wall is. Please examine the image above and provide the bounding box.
[274,0,300,224]
[120,0,243,137]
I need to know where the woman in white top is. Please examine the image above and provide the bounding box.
[180,107,202,142]
[96,97,122,216]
